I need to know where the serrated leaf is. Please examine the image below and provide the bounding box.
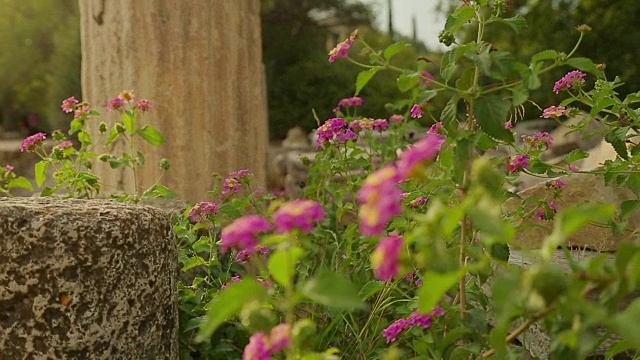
[415,90,437,104]
[383,42,408,60]
[565,57,604,78]
[563,148,589,164]
[620,200,640,220]
[510,84,529,106]
[35,161,49,187]
[268,246,306,287]
[137,125,165,145]
[624,91,640,105]
[474,96,514,142]
[441,97,459,123]
[444,5,475,33]
[397,72,420,92]
[493,15,527,33]
[417,271,460,313]
[355,67,382,95]
[196,279,268,342]
[531,49,559,63]
[301,270,366,311]
[604,127,629,160]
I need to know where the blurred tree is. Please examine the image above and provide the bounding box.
[261,0,433,139]
[0,0,81,133]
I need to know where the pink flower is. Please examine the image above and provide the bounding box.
[410,104,423,118]
[553,70,586,94]
[107,97,125,112]
[504,121,513,129]
[256,278,272,288]
[118,90,135,103]
[408,196,428,208]
[338,96,363,107]
[137,99,153,113]
[410,311,433,329]
[357,166,403,236]
[273,199,325,233]
[328,29,358,63]
[61,96,79,113]
[428,122,444,135]
[74,104,91,119]
[508,154,531,173]
[397,134,446,178]
[535,201,558,220]
[373,119,389,132]
[546,179,566,190]
[20,132,47,152]
[316,117,357,148]
[236,246,269,263]
[415,278,423,287]
[522,132,553,149]
[398,192,411,201]
[4,165,14,172]
[221,275,242,289]
[389,114,404,123]
[420,71,435,87]
[243,332,272,360]
[223,177,241,196]
[382,318,412,343]
[371,234,403,281]
[221,215,272,253]
[567,164,579,171]
[269,324,292,353]
[541,105,569,118]
[229,169,252,179]
[189,201,221,223]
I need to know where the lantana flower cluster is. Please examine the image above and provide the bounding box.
[328,29,358,63]
[553,70,586,94]
[243,323,291,360]
[106,90,154,113]
[315,117,357,148]
[382,307,446,343]
[20,132,47,153]
[349,118,389,133]
[222,169,252,197]
[521,131,553,150]
[188,201,221,223]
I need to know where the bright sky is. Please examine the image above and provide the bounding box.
[361,0,447,50]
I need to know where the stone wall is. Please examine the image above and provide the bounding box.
[0,198,177,359]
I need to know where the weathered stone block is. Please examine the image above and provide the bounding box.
[0,198,177,359]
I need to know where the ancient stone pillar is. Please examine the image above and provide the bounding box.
[79,0,268,202]
[0,198,177,359]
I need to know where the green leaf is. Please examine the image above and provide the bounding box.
[493,15,527,33]
[605,126,629,160]
[417,271,460,313]
[563,148,589,164]
[7,176,33,191]
[531,49,558,63]
[196,279,268,342]
[40,187,55,196]
[397,72,420,92]
[105,126,120,146]
[557,203,616,238]
[441,97,459,124]
[301,270,366,311]
[35,161,49,187]
[441,50,459,82]
[182,256,206,272]
[590,96,617,117]
[609,298,640,349]
[510,84,529,106]
[565,57,604,78]
[383,42,408,60]
[142,184,176,199]
[359,280,385,301]
[444,5,476,33]
[268,246,306,287]
[355,67,382,95]
[620,200,640,220]
[624,91,640,105]
[415,90,437,104]
[123,111,135,134]
[137,125,165,145]
[474,96,514,142]
[77,130,92,146]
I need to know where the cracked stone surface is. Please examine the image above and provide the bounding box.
[0,198,177,359]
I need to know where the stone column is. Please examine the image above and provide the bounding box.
[79,0,268,202]
[0,198,177,359]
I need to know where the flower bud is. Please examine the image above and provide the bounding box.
[159,158,170,170]
[98,122,107,133]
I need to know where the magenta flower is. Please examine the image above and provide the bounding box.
[389,114,404,123]
[504,121,513,129]
[373,119,389,132]
[20,132,47,152]
[541,105,569,119]
[397,133,446,178]
[4,164,14,172]
[398,192,410,201]
[328,29,358,63]
[546,179,566,190]
[61,96,79,113]
[189,201,221,223]
[54,141,74,150]
[223,177,241,196]
[221,275,242,289]
[229,169,252,179]
[243,332,271,360]
[416,278,423,287]
[535,201,559,220]
[382,318,412,343]
[567,164,579,171]
[371,234,404,281]
[221,215,272,253]
[553,70,586,94]
[338,96,363,107]
[420,71,435,87]
[357,166,403,236]
[508,154,531,173]
[273,199,325,233]
[236,246,269,263]
[428,122,444,135]
[410,311,433,329]
[107,97,126,112]
[522,132,553,149]
[137,99,153,113]
[269,323,292,353]
[316,117,357,147]
[407,196,428,208]
[410,104,423,118]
